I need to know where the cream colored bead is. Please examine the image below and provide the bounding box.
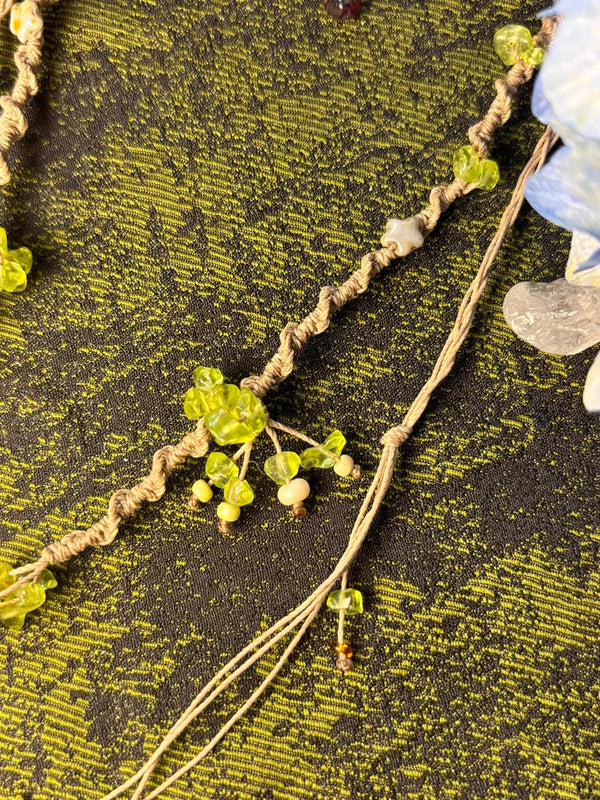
[216,502,240,522]
[192,479,213,503]
[333,454,355,477]
[10,0,43,44]
[277,478,310,506]
[380,217,424,257]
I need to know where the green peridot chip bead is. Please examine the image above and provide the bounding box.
[204,384,266,444]
[224,478,254,507]
[300,430,346,470]
[264,451,301,485]
[205,452,239,488]
[192,366,223,392]
[523,46,544,67]
[0,560,56,631]
[478,159,500,191]
[183,386,214,420]
[0,228,33,293]
[453,145,482,184]
[493,24,535,67]
[326,588,364,616]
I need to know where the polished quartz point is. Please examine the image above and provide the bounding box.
[324,0,361,20]
[503,278,600,356]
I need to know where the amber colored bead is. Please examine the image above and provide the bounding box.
[324,0,361,20]
[330,640,354,659]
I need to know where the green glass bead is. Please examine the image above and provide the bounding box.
[453,145,482,185]
[523,46,544,67]
[478,159,500,190]
[205,452,239,488]
[0,228,32,293]
[224,478,254,507]
[300,430,346,470]
[183,386,215,420]
[204,384,266,444]
[0,582,46,630]
[0,561,14,590]
[264,451,301,485]
[326,588,364,616]
[493,24,535,66]
[37,569,58,590]
[192,366,223,392]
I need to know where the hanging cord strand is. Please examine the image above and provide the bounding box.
[1,14,556,596]
[103,125,558,800]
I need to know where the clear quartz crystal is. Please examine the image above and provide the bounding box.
[503,278,600,356]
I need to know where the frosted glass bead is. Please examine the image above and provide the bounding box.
[192,479,213,503]
[333,454,355,477]
[205,452,238,488]
[277,478,310,506]
[264,451,301,485]
[9,0,42,44]
[380,217,424,257]
[326,588,364,615]
[300,430,346,469]
[216,502,240,523]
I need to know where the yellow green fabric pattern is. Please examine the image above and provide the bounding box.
[1,1,599,798]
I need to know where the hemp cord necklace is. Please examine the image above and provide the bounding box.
[0,5,558,798]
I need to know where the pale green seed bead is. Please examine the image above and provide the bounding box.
[216,502,241,523]
[333,454,355,477]
[264,451,301,485]
[453,145,482,184]
[478,159,500,190]
[192,479,213,503]
[326,588,364,616]
[493,24,535,66]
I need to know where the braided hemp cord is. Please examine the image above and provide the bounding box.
[0,14,557,598]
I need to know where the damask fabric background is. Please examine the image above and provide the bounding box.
[0,0,599,798]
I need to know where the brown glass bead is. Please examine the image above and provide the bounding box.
[351,463,363,480]
[330,640,354,659]
[292,501,307,519]
[324,0,361,20]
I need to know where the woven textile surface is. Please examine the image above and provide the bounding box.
[1,1,599,798]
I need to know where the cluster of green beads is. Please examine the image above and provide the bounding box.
[185,367,358,527]
[0,562,56,630]
[0,229,32,293]
[191,451,255,525]
[453,146,500,190]
[493,24,544,67]
[184,367,266,444]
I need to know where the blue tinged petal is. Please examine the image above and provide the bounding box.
[538,1,600,17]
[574,248,600,273]
[531,72,552,125]
[524,146,600,239]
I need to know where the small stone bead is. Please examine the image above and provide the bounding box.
[264,451,301,485]
[224,478,254,507]
[324,0,361,20]
[192,479,213,503]
[380,217,424,257]
[216,502,241,523]
[478,159,500,191]
[336,654,353,672]
[333,454,355,477]
[277,478,311,506]
[205,452,238,488]
[9,0,43,44]
[326,588,364,616]
[493,24,535,66]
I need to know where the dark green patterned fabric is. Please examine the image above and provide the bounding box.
[1,1,599,798]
